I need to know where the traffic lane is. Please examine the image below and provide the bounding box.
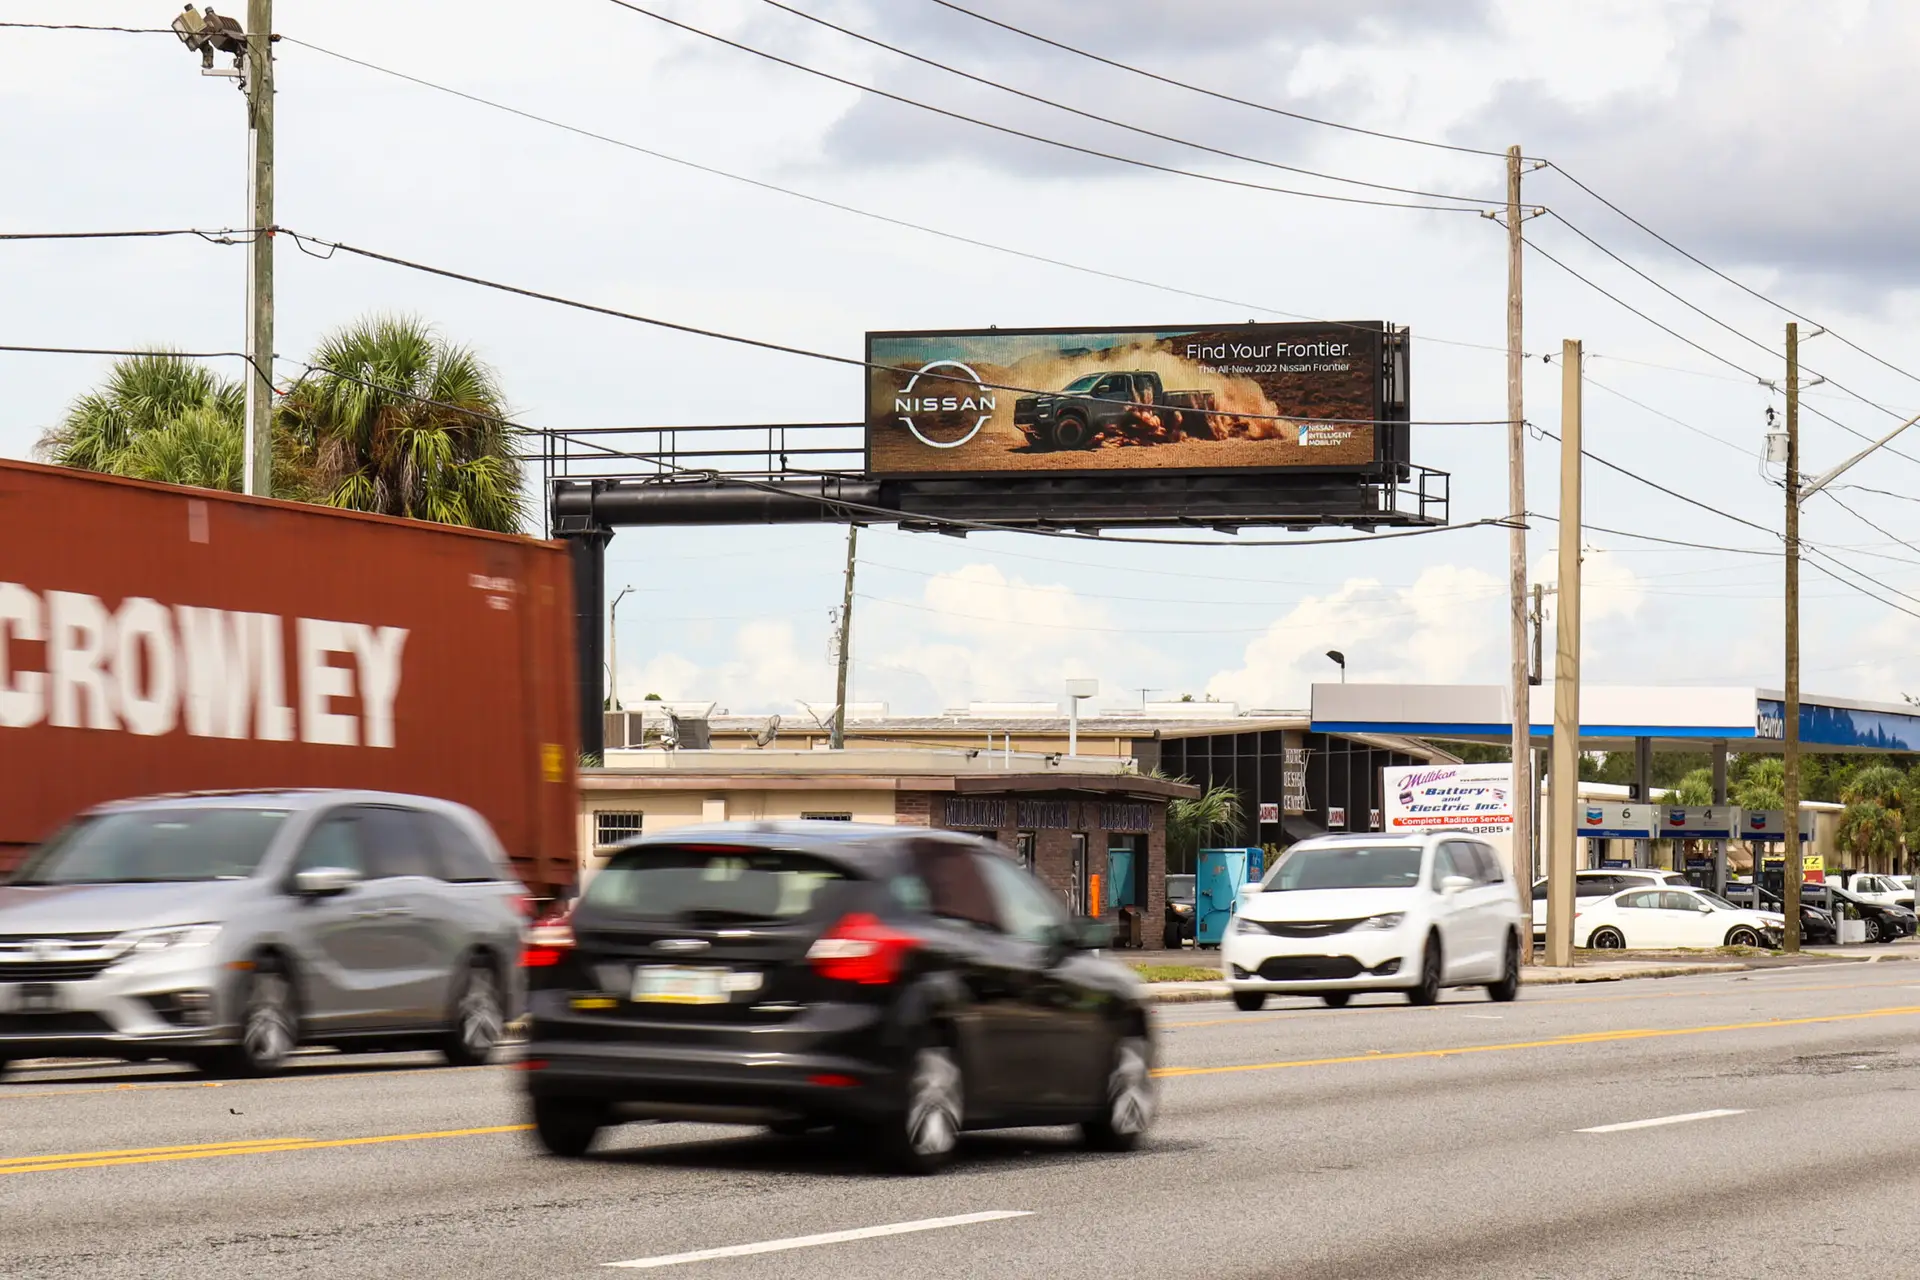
[1153,964,1920,1070]
[6,975,1920,1278]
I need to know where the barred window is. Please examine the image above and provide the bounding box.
[800,812,853,821]
[594,811,644,848]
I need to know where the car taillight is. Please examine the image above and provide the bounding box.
[806,913,919,985]
[521,923,575,968]
[512,894,535,921]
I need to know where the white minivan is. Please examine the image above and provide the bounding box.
[1222,833,1529,1011]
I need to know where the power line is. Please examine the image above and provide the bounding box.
[0,21,176,32]
[281,226,1505,426]
[754,0,1500,207]
[1526,511,1777,557]
[1814,490,1920,562]
[598,0,1487,214]
[0,227,259,243]
[284,36,1514,359]
[0,343,272,384]
[1580,370,1754,460]
[918,0,1512,159]
[1542,161,1920,391]
[1532,424,1777,536]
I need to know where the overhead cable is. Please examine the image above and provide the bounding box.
[753,0,1499,207]
[598,0,1486,214]
[918,0,1513,159]
[283,37,1512,357]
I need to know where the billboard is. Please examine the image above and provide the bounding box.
[1382,762,1513,871]
[865,321,1404,478]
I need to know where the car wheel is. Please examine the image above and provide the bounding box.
[208,963,297,1077]
[876,1044,963,1175]
[1232,991,1266,1012]
[441,957,505,1067]
[1865,916,1883,944]
[1163,925,1181,950]
[531,1095,604,1158]
[1321,992,1352,1009]
[1053,415,1093,449]
[1724,927,1762,948]
[1588,927,1626,950]
[1407,934,1443,1006]
[1486,932,1521,1002]
[0,1058,10,1080]
[1082,1034,1155,1152]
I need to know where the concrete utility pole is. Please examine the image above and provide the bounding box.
[830,525,859,749]
[1782,323,1803,951]
[608,584,635,713]
[1545,339,1584,968]
[244,0,274,496]
[1503,144,1534,951]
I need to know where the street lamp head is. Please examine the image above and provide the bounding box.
[172,6,244,70]
[1325,650,1345,667]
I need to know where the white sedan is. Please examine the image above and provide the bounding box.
[1576,885,1784,950]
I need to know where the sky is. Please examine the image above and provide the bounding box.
[5,0,1920,717]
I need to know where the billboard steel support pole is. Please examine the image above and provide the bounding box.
[831,525,859,749]
[1504,143,1534,954]
[1545,340,1583,969]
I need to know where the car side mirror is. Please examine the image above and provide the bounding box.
[1440,874,1473,895]
[293,866,361,897]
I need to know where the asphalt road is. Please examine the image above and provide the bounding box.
[7,963,1920,1279]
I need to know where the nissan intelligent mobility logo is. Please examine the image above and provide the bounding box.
[891,360,996,449]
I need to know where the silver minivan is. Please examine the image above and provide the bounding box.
[0,790,528,1077]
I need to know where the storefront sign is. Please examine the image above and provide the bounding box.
[1282,739,1310,815]
[1099,801,1150,832]
[1257,802,1280,824]
[944,797,1007,829]
[1580,803,1654,839]
[1327,807,1347,828]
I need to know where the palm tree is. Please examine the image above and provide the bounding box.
[1167,783,1243,869]
[280,316,525,533]
[1734,758,1784,812]
[1840,765,1907,873]
[1662,767,1715,806]
[37,351,244,475]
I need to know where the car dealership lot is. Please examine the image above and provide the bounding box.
[10,966,1920,1279]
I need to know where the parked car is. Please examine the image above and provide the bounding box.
[1831,873,1911,911]
[520,823,1156,1174]
[1576,886,1782,950]
[1531,869,1688,940]
[0,790,528,1078]
[1826,884,1918,944]
[1221,833,1527,1011]
[1720,883,1836,944]
[1164,874,1196,949]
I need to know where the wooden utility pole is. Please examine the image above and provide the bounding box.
[830,525,859,749]
[1783,323,1803,951]
[1545,340,1584,968]
[1504,144,1533,947]
[244,0,274,496]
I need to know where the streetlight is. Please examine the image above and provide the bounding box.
[170,3,274,499]
[609,584,635,712]
[1325,650,1347,683]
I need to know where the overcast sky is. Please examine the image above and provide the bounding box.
[6,0,1920,717]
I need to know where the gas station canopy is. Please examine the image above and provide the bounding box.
[1310,684,1920,755]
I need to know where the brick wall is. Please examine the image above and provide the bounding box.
[895,791,932,827]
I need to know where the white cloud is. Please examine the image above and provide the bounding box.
[617,619,831,712]
[1204,563,1507,706]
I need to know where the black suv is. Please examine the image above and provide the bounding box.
[521,823,1156,1174]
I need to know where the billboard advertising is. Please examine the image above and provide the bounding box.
[1382,762,1514,870]
[865,321,1402,478]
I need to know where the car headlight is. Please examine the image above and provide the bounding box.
[1358,912,1406,930]
[1172,903,1192,915]
[116,924,222,956]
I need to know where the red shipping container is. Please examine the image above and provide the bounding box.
[0,459,579,894]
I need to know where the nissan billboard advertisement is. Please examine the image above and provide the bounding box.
[865,321,1404,478]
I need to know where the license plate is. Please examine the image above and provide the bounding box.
[632,966,727,1005]
[3,983,63,1013]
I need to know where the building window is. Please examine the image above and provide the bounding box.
[800,812,853,821]
[1015,831,1036,873]
[594,811,644,848]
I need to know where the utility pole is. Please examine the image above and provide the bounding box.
[244,0,274,496]
[1782,323,1803,951]
[1545,339,1584,968]
[830,525,859,749]
[608,584,635,713]
[1503,144,1534,950]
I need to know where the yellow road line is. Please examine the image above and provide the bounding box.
[1158,976,1920,1029]
[0,1143,314,1174]
[0,1062,507,1102]
[1152,1003,1920,1078]
[0,1124,532,1176]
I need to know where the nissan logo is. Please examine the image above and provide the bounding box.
[653,938,710,954]
[891,360,996,449]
